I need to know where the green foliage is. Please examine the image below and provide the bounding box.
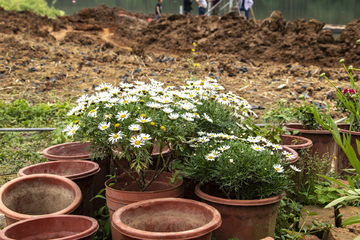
[275,196,303,235]
[307,180,346,205]
[262,99,295,144]
[294,103,325,130]
[0,0,65,18]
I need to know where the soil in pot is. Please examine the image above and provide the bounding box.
[43,141,109,214]
[18,160,100,217]
[106,170,184,240]
[195,183,283,240]
[0,174,82,226]
[280,134,313,150]
[0,215,98,240]
[112,198,221,240]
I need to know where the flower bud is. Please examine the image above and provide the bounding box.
[349,65,353,72]
[339,59,345,63]
[320,73,326,77]
[357,39,360,45]
[299,95,304,100]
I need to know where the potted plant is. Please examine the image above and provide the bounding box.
[180,132,299,240]
[262,99,312,150]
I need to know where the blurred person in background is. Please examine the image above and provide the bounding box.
[237,0,253,20]
[184,0,193,15]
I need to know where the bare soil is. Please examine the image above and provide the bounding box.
[1,4,360,116]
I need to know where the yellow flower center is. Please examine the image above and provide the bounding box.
[165,100,169,103]
[255,147,260,150]
[121,114,126,118]
[115,124,120,127]
[161,126,165,130]
[102,126,107,129]
[72,130,76,133]
[141,120,146,123]
[141,114,146,117]
[113,135,118,139]
[143,137,148,140]
[215,85,218,88]
[201,140,206,142]
[209,156,213,159]
[135,141,140,145]
[123,100,128,104]
[222,98,227,101]
[276,168,280,171]
[133,128,137,130]
[91,110,95,113]
[151,122,155,126]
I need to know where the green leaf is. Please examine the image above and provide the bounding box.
[325,196,360,208]
[91,194,107,201]
[354,235,360,240]
[318,174,348,188]
[342,216,360,226]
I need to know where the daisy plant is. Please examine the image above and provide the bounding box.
[181,134,298,200]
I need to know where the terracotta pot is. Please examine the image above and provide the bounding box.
[0,215,98,240]
[106,170,184,240]
[336,124,360,174]
[285,123,337,161]
[281,146,299,164]
[280,134,313,150]
[112,198,221,240]
[195,184,283,240]
[0,174,82,226]
[43,141,109,213]
[18,160,100,217]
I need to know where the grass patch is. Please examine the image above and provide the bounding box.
[0,0,65,18]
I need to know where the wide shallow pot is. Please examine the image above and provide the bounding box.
[112,198,221,240]
[0,174,82,226]
[43,141,109,213]
[195,184,283,240]
[280,134,313,150]
[106,170,184,240]
[285,123,337,160]
[281,145,299,164]
[336,124,360,174]
[0,215,98,240]
[18,160,100,217]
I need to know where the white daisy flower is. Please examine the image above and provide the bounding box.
[273,144,283,150]
[206,154,216,161]
[108,131,124,144]
[98,121,110,131]
[203,113,213,123]
[88,107,98,117]
[130,136,145,148]
[181,113,194,122]
[207,133,217,138]
[63,123,80,137]
[210,151,221,157]
[168,113,179,120]
[198,132,206,136]
[218,96,230,105]
[140,133,152,141]
[104,114,112,119]
[251,145,265,151]
[116,111,130,121]
[146,102,162,109]
[218,145,230,152]
[95,83,112,91]
[290,165,301,172]
[247,136,260,143]
[283,151,295,159]
[162,107,174,114]
[198,137,210,143]
[273,164,284,173]
[136,116,152,124]
[105,103,114,108]
[128,124,141,131]
[229,159,234,163]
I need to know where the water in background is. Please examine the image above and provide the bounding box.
[47,0,359,25]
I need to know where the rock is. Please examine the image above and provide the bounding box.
[92,84,98,89]
[85,60,92,65]
[151,73,157,76]
[285,64,292,68]
[166,68,171,72]
[325,92,335,100]
[317,87,325,91]
[0,212,5,228]
[134,69,141,74]
[339,206,360,234]
[301,92,310,99]
[301,85,309,88]
[313,101,327,109]
[299,205,335,228]
[28,67,36,72]
[322,227,357,240]
[240,58,247,63]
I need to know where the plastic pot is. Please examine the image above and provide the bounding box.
[106,170,184,240]
[0,215,98,240]
[43,141,109,213]
[280,134,313,150]
[285,123,337,161]
[195,184,283,240]
[112,198,221,240]
[18,160,100,217]
[0,174,82,226]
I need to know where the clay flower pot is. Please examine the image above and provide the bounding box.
[335,123,360,174]
[18,160,100,217]
[112,198,222,240]
[106,170,184,240]
[281,145,299,164]
[195,184,283,240]
[43,141,109,212]
[280,134,313,151]
[285,123,337,160]
[0,215,98,240]
[0,174,82,226]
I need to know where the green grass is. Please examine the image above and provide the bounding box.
[0,0,65,18]
[0,99,74,185]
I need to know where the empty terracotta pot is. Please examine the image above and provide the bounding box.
[18,160,100,217]
[195,184,283,240]
[43,141,109,213]
[106,170,184,240]
[0,174,82,226]
[0,215,98,240]
[112,198,222,240]
[280,134,313,150]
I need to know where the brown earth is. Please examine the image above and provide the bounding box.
[0,4,360,117]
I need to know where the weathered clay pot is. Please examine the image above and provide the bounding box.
[112,198,222,240]
[43,141,109,213]
[285,123,337,160]
[195,184,283,240]
[0,215,98,240]
[280,134,313,150]
[281,146,299,164]
[0,174,82,226]
[336,124,360,174]
[18,160,100,217]
[106,170,184,240]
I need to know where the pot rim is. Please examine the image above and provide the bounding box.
[285,123,332,135]
[282,145,299,164]
[0,215,98,240]
[195,183,284,206]
[111,198,222,239]
[337,123,360,136]
[0,174,82,221]
[280,134,313,149]
[18,160,100,180]
[42,141,90,160]
[105,170,183,194]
